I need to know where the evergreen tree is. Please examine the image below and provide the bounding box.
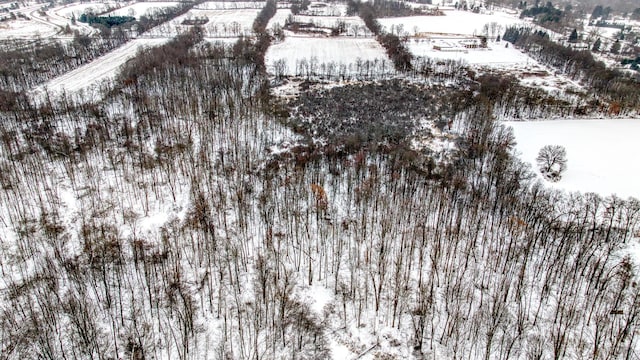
[592,38,601,52]
[569,28,578,43]
[591,5,603,19]
[611,39,621,54]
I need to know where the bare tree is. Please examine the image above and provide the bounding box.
[536,145,567,181]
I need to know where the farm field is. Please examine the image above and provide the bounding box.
[0,18,58,39]
[31,38,169,99]
[302,2,348,16]
[0,2,105,40]
[194,1,265,10]
[378,9,525,36]
[106,1,180,17]
[268,8,291,28]
[265,36,390,76]
[52,1,118,18]
[146,8,260,37]
[505,119,640,199]
[32,4,98,35]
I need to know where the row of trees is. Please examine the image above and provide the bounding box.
[350,0,413,71]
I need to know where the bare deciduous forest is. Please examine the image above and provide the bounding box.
[0,0,639,359]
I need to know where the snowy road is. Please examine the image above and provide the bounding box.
[31,38,170,100]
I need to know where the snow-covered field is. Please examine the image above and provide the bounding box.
[379,9,525,36]
[106,1,180,17]
[0,1,109,40]
[194,1,265,10]
[505,119,640,200]
[53,2,118,18]
[33,4,98,35]
[146,8,260,37]
[31,38,169,99]
[268,8,291,29]
[301,2,348,16]
[409,38,531,67]
[266,36,389,76]
[583,24,621,41]
[0,18,58,39]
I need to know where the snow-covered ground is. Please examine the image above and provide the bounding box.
[0,18,58,39]
[194,1,265,10]
[300,2,348,16]
[505,119,640,200]
[145,8,260,37]
[268,8,291,29]
[0,1,104,40]
[409,38,530,67]
[34,4,98,35]
[106,1,180,17]
[266,36,389,76]
[31,38,169,100]
[583,24,621,41]
[379,9,525,36]
[53,2,118,18]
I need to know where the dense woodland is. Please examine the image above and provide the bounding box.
[0,1,639,359]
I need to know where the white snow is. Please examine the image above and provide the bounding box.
[146,8,260,37]
[505,119,640,200]
[0,18,58,39]
[268,8,292,29]
[106,2,180,17]
[194,1,265,10]
[409,38,533,67]
[299,2,348,16]
[305,283,332,315]
[329,339,356,360]
[53,2,118,18]
[266,36,389,75]
[378,10,525,37]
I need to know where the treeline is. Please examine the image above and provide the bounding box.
[504,26,640,110]
[136,1,202,34]
[118,28,205,85]
[250,0,277,70]
[474,72,592,118]
[350,0,413,71]
[282,57,394,80]
[252,0,276,33]
[347,0,418,17]
[520,2,564,23]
